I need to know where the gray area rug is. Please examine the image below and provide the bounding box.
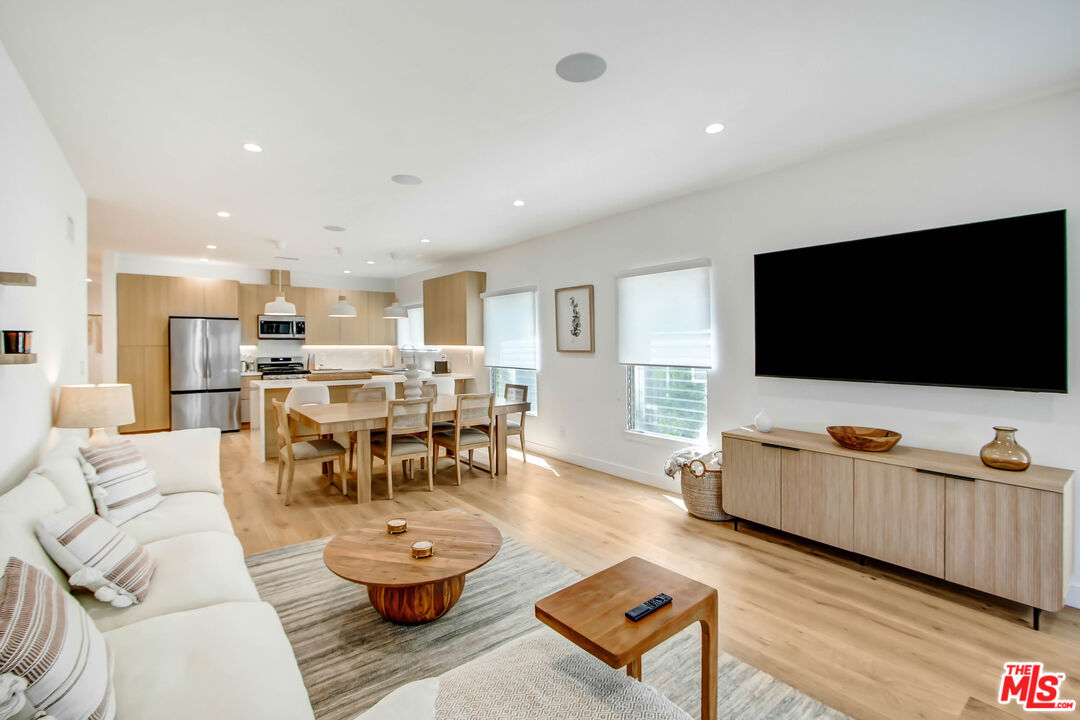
[247,532,848,720]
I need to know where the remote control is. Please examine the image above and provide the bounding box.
[625,593,672,622]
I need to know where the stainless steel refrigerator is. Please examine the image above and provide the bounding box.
[169,317,241,431]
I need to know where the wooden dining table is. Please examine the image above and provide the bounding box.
[289,395,531,503]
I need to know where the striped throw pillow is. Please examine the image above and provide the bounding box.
[79,440,163,525]
[35,508,155,607]
[0,557,116,720]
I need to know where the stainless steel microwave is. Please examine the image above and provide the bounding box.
[258,315,306,340]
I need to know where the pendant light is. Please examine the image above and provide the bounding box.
[328,295,357,317]
[383,252,408,319]
[263,268,296,315]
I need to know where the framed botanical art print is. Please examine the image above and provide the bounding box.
[555,284,594,352]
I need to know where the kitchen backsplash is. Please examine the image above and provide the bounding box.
[239,343,480,376]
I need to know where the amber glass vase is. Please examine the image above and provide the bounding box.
[979,426,1031,471]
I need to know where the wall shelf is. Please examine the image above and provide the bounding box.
[0,272,37,286]
[0,353,37,365]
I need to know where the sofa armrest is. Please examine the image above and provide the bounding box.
[126,428,223,495]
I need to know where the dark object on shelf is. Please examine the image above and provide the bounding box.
[3,330,32,354]
[826,425,902,452]
[433,360,449,374]
[980,426,1031,471]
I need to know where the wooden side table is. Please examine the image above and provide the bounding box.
[534,556,718,720]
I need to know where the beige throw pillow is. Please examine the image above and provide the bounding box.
[78,440,163,525]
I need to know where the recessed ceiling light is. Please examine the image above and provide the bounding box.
[420,237,430,243]
[199,257,209,262]
[366,260,375,265]
[704,122,725,135]
[85,277,93,283]
[216,211,230,218]
[556,53,607,83]
[344,270,352,274]
[242,143,262,153]
[205,244,217,250]
[512,199,525,207]
[323,225,346,232]
[391,174,422,185]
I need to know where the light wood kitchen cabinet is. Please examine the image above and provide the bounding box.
[781,449,854,551]
[721,426,1075,617]
[367,291,397,345]
[945,477,1067,609]
[303,287,338,344]
[337,291,369,345]
[238,283,306,344]
[721,437,781,527]
[117,345,169,433]
[853,462,944,578]
[423,271,485,346]
[117,274,169,346]
[166,276,238,317]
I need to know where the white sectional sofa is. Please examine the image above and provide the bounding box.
[0,428,316,720]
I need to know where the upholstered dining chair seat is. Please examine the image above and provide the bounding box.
[435,427,490,445]
[290,438,347,461]
[371,435,429,456]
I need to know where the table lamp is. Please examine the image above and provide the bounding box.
[55,384,136,447]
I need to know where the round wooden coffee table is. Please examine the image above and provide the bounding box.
[323,511,502,625]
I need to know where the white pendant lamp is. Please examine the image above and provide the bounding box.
[264,269,296,315]
[382,252,408,319]
[328,295,357,317]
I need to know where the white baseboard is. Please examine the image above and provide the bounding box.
[1066,583,1080,610]
[524,440,679,493]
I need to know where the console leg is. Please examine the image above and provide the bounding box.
[1033,607,1042,631]
[858,555,866,566]
[733,519,739,532]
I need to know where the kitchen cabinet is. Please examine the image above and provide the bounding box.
[117,274,169,346]
[337,291,369,345]
[423,271,485,346]
[721,426,1074,615]
[117,345,169,433]
[367,291,397,345]
[167,277,237,317]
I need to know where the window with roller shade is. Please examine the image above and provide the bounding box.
[483,288,538,415]
[396,306,427,348]
[618,261,711,441]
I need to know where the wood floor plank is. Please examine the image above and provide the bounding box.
[219,431,1080,720]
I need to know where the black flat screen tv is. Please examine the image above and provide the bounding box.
[754,210,1067,393]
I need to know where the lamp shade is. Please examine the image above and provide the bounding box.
[263,295,296,315]
[328,295,357,317]
[382,301,407,319]
[55,384,135,429]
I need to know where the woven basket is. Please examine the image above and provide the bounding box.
[679,451,731,522]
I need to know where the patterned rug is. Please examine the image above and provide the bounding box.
[246,532,847,720]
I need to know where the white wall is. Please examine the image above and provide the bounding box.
[0,40,88,491]
[398,88,1080,605]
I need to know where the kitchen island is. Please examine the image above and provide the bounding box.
[249,372,474,461]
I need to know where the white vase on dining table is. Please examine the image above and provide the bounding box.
[403,364,423,399]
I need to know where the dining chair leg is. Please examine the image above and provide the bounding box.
[386,461,394,500]
[401,459,408,481]
[338,457,348,497]
[284,460,296,506]
[520,429,527,463]
[454,449,462,486]
[487,438,495,479]
[468,449,474,470]
[348,434,355,473]
[276,459,284,494]
[426,450,434,491]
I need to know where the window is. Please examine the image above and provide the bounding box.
[490,367,538,416]
[626,365,707,440]
[484,287,539,415]
[396,306,426,348]
[618,261,712,441]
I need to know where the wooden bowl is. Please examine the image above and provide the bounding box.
[826,426,901,452]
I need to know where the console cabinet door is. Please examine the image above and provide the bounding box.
[854,462,944,577]
[721,437,781,527]
[945,478,1063,610]
[781,450,854,550]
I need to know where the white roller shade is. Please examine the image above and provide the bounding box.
[396,306,425,348]
[483,289,538,369]
[618,262,712,368]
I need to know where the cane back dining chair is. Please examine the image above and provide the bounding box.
[272,399,347,506]
[345,386,388,472]
[433,393,495,486]
[503,383,529,463]
[370,398,433,499]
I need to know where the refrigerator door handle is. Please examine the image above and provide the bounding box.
[204,322,211,381]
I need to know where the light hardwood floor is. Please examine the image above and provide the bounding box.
[220,430,1080,720]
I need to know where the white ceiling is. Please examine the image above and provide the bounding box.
[2,1,1080,279]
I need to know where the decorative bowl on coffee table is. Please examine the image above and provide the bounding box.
[826,426,901,452]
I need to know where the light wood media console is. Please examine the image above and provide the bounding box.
[721,426,1074,628]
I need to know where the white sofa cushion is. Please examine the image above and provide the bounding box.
[79,440,164,525]
[36,508,155,607]
[117,491,233,545]
[104,602,315,720]
[0,558,116,720]
[0,474,69,589]
[79,531,259,632]
[126,428,223,495]
[354,678,439,720]
[32,441,95,515]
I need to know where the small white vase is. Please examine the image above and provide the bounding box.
[754,409,773,433]
[403,364,423,399]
